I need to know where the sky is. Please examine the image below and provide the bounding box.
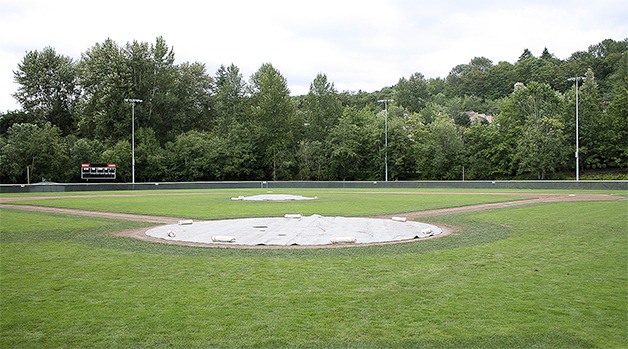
[1,0,626,111]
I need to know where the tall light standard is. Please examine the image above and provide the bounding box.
[568,77,585,181]
[124,98,143,184]
[377,99,393,182]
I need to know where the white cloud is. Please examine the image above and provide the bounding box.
[1,0,626,110]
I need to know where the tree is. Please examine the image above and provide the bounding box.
[162,129,256,181]
[13,47,80,135]
[417,100,447,125]
[518,48,534,62]
[560,51,595,92]
[78,37,207,143]
[328,106,381,180]
[211,124,258,180]
[296,139,332,180]
[563,69,603,172]
[462,123,501,179]
[338,90,379,110]
[385,107,417,180]
[68,137,105,181]
[515,55,561,90]
[303,73,342,142]
[427,77,446,96]
[415,117,464,180]
[516,115,568,179]
[134,128,166,182]
[444,63,468,97]
[214,64,249,133]
[445,95,493,124]
[126,37,213,142]
[77,38,132,141]
[249,63,297,180]
[169,61,214,138]
[604,86,628,168]
[443,57,496,99]
[540,47,554,60]
[4,36,626,183]
[505,82,569,178]
[123,37,196,142]
[101,140,132,182]
[395,72,429,113]
[587,38,628,90]
[0,123,70,183]
[163,131,211,181]
[295,73,343,180]
[603,51,628,169]
[484,61,517,100]
[0,110,39,135]
[126,38,171,138]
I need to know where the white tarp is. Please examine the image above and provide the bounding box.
[145,214,442,246]
[231,194,318,201]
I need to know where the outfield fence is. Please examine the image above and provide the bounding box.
[1,180,626,193]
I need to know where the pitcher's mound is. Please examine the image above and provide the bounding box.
[145,214,442,247]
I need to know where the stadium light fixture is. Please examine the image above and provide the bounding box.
[124,98,143,184]
[377,99,394,182]
[567,77,585,181]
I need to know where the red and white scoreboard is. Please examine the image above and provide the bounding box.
[81,163,116,180]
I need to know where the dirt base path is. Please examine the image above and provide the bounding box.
[1,192,623,248]
[376,193,622,219]
[0,203,180,224]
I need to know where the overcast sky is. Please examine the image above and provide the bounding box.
[1,0,626,111]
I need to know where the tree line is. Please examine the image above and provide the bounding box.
[1,37,626,183]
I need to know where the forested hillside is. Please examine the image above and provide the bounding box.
[1,37,626,183]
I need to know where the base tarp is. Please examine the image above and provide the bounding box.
[231,194,318,201]
[146,214,442,246]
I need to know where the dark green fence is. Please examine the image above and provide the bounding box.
[1,180,626,194]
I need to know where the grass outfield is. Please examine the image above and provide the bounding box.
[1,190,627,348]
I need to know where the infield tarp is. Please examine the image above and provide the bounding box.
[145,214,442,246]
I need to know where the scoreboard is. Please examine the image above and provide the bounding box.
[81,163,116,180]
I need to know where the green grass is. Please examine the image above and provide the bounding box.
[1,192,627,348]
[6,189,526,219]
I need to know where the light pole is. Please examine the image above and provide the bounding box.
[377,99,393,182]
[124,98,143,184]
[568,77,585,181]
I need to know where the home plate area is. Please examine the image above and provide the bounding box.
[145,214,443,247]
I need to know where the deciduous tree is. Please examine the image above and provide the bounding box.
[249,63,297,180]
[303,73,342,142]
[395,72,429,113]
[13,47,80,135]
[506,82,568,178]
[0,123,70,183]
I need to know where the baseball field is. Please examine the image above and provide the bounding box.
[1,188,626,348]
